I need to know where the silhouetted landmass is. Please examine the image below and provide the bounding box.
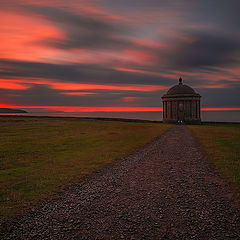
[0,108,27,113]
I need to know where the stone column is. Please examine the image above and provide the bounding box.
[162,101,164,120]
[185,100,187,120]
[186,100,188,119]
[174,101,176,120]
[164,101,166,120]
[193,100,196,119]
[164,101,167,120]
[192,100,195,119]
[176,100,178,120]
[196,100,198,118]
[184,100,186,120]
[167,101,170,120]
[170,101,172,119]
[198,100,201,119]
[195,100,198,118]
[197,100,199,118]
[166,101,168,119]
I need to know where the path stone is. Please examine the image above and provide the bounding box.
[0,125,239,239]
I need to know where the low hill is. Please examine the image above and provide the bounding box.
[0,108,27,113]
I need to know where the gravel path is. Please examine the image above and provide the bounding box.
[1,125,239,239]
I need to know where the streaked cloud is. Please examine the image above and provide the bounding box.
[0,0,239,115]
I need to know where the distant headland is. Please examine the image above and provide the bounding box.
[0,108,28,113]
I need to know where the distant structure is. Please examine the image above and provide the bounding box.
[162,78,201,124]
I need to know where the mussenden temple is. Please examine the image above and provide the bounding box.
[162,78,201,124]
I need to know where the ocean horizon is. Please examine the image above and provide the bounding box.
[1,111,240,123]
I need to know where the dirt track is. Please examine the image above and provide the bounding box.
[1,125,239,239]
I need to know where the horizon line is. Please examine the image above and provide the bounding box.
[1,105,240,112]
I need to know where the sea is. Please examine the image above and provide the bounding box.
[1,111,240,123]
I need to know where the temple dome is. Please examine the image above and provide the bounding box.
[165,77,196,95]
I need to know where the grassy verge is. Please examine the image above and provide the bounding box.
[0,116,171,220]
[188,123,240,189]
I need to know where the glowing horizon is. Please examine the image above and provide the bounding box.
[1,104,240,113]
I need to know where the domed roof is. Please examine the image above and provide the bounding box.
[166,78,196,95]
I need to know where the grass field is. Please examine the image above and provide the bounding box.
[0,116,171,220]
[188,123,240,190]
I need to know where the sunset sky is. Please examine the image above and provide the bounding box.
[1,0,240,115]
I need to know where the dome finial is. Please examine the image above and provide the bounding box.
[179,77,183,85]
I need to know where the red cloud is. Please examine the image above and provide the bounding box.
[0,11,64,61]
[122,97,138,102]
[61,92,98,96]
[47,81,168,92]
[0,79,30,90]
[0,78,168,92]
[114,67,177,79]
[202,108,240,111]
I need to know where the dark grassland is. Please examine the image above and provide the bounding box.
[189,123,240,190]
[0,116,171,220]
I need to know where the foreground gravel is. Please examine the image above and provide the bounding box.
[1,125,239,239]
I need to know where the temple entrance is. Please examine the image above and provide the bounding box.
[178,103,184,123]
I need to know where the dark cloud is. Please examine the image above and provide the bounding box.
[16,3,240,72]
[0,59,88,81]
[104,0,240,32]
[192,0,240,33]
[166,32,240,69]
[200,87,240,108]
[21,5,130,50]
[0,84,118,107]
[0,59,175,86]
[22,5,118,32]
[2,83,239,110]
[102,0,193,12]
[0,84,164,107]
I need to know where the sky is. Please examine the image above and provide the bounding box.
[0,0,240,115]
